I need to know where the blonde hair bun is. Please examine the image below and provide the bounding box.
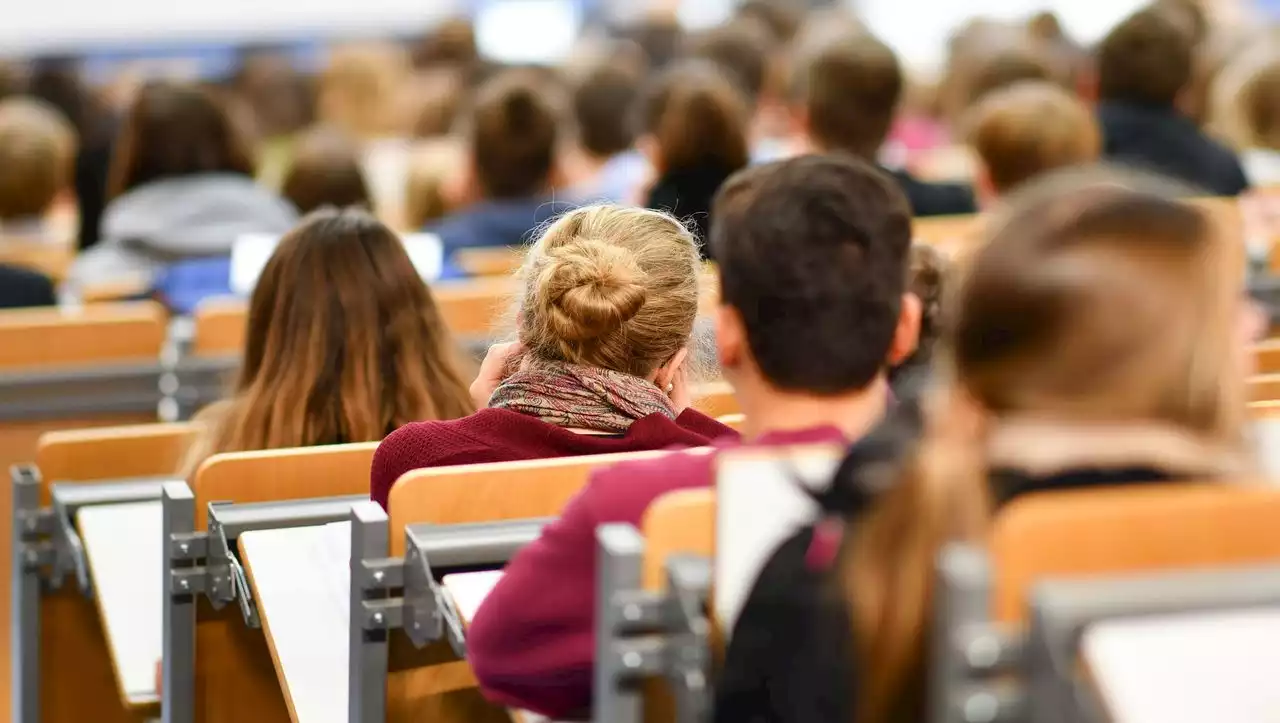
[538,237,648,343]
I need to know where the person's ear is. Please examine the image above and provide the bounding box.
[974,164,998,210]
[653,347,690,389]
[887,292,923,367]
[716,305,747,372]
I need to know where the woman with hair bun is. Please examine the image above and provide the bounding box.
[370,204,736,508]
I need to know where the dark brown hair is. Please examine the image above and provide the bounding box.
[962,47,1057,108]
[573,62,643,158]
[1242,57,1280,149]
[735,0,804,43]
[1097,8,1193,107]
[687,19,774,105]
[792,33,902,160]
[639,61,751,173]
[413,17,479,70]
[0,98,75,220]
[470,70,561,199]
[967,81,1100,194]
[281,127,373,214]
[183,208,474,474]
[107,81,254,199]
[712,155,911,394]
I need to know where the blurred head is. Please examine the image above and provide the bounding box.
[412,17,478,70]
[234,52,316,138]
[406,69,466,138]
[842,167,1254,723]
[966,81,1100,198]
[687,19,775,108]
[469,70,562,200]
[518,205,700,381]
[638,61,750,174]
[711,155,918,396]
[961,47,1057,108]
[572,61,643,160]
[281,127,372,214]
[1098,8,1193,108]
[0,98,75,221]
[1241,56,1280,149]
[734,0,804,44]
[625,13,685,71]
[107,82,254,200]
[791,32,902,161]
[208,208,474,456]
[319,42,411,137]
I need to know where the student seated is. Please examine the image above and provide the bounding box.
[715,166,1260,723]
[465,155,922,719]
[1237,55,1280,186]
[428,70,575,258]
[181,208,474,476]
[790,31,977,217]
[565,59,648,204]
[966,80,1100,203]
[640,61,751,253]
[1095,8,1249,196]
[280,126,373,214]
[371,204,737,508]
[69,82,297,291]
[0,97,75,243]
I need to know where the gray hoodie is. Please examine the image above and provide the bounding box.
[68,173,298,290]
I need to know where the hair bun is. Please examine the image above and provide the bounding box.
[539,238,648,344]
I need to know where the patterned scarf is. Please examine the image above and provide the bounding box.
[488,362,677,433]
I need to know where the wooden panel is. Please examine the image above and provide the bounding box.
[691,381,738,418]
[1255,340,1280,375]
[640,488,715,591]
[914,214,982,257]
[991,483,1280,623]
[715,414,744,432]
[0,302,165,370]
[1250,400,1280,418]
[454,248,523,278]
[1249,373,1280,403]
[36,422,201,489]
[434,278,518,339]
[189,443,378,722]
[193,298,248,357]
[384,450,679,723]
[0,240,75,281]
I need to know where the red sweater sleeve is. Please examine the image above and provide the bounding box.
[676,408,739,442]
[467,481,602,719]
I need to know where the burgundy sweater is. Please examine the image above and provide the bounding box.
[465,425,847,719]
[369,407,737,508]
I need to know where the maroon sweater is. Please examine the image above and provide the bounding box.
[369,407,737,508]
[465,425,846,719]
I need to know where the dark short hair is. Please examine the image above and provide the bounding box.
[792,33,903,160]
[281,127,372,214]
[638,61,750,173]
[712,155,912,394]
[573,62,642,158]
[1097,8,1193,107]
[470,70,561,199]
[687,20,773,105]
[107,81,254,199]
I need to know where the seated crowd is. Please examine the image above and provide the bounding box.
[4,0,1280,721]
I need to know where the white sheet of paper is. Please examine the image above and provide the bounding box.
[77,501,164,705]
[240,521,351,723]
[1084,608,1280,723]
[442,570,504,626]
[713,450,839,635]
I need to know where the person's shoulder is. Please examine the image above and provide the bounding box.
[885,168,976,217]
[0,264,56,309]
[586,446,719,524]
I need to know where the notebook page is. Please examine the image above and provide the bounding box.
[442,570,504,627]
[240,522,351,723]
[714,450,840,636]
[1083,608,1280,723]
[77,501,164,705]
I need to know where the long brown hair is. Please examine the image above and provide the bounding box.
[183,209,474,476]
[842,167,1249,723]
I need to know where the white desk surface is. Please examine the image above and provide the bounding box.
[441,570,504,627]
[240,522,351,723]
[77,501,163,706]
[1083,608,1280,723]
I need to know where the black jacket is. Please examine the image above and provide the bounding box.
[1098,101,1249,197]
[645,165,738,258]
[0,264,56,310]
[885,168,976,218]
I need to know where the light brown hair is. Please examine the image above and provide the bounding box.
[182,208,474,477]
[107,81,254,200]
[319,42,411,137]
[573,61,643,158]
[281,126,372,214]
[639,61,750,174]
[470,70,562,199]
[687,19,775,105]
[518,205,700,378]
[967,81,1100,194]
[792,32,902,160]
[1241,56,1280,149]
[0,98,75,221]
[842,167,1249,723]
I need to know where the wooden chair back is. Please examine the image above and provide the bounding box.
[192,298,248,357]
[0,302,167,718]
[1256,340,1280,375]
[641,488,715,590]
[434,277,518,339]
[692,381,738,419]
[991,483,1280,623]
[0,240,74,281]
[384,449,682,723]
[914,214,983,257]
[189,443,378,723]
[715,414,745,432]
[454,247,523,277]
[1249,373,1280,403]
[30,422,202,723]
